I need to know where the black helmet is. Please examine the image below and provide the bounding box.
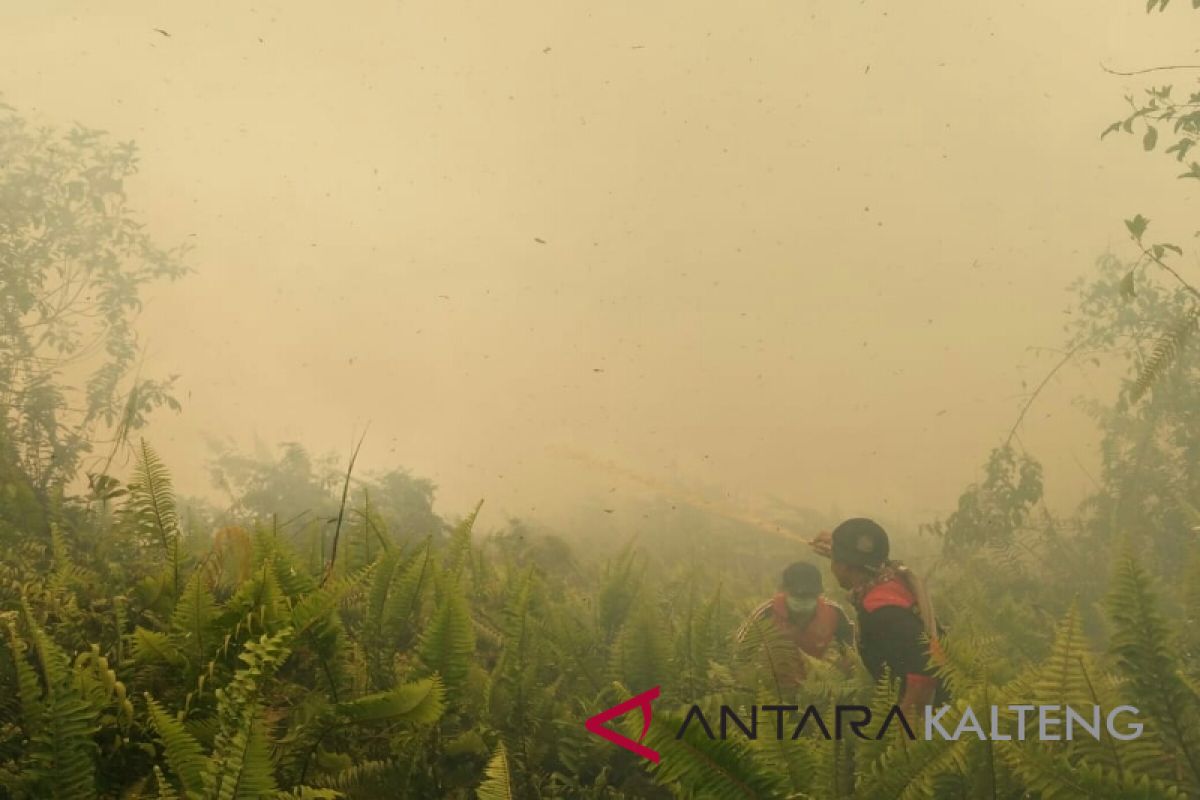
[781,561,822,596]
[831,518,889,568]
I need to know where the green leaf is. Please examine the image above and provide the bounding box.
[1144,125,1159,150]
[1101,121,1122,139]
[1125,214,1150,241]
[1166,137,1194,162]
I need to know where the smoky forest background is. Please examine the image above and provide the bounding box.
[3,1,1200,798]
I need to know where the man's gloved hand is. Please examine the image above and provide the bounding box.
[809,530,833,559]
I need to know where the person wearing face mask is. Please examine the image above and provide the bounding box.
[738,561,855,679]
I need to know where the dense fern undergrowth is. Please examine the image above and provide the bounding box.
[6,1,1200,791]
[0,434,1199,800]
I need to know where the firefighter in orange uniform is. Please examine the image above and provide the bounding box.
[738,561,855,681]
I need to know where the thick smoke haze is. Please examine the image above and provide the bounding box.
[3,1,1196,532]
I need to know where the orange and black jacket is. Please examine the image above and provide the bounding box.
[854,578,946,702]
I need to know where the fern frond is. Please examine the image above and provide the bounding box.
[203,629,293,800]
[127,438,181,558]
[276,787,344,799]
[1131,305,1200,402]
[5,618,45,735]
[48,522,94,590]
[751,732,820,797]
[24,598,72,685]
[264,536,319,600]
[308,759,395,792]
[933,629,1011,705]
[611,593,671,693]
[335,676,445,725]
[498,569,535,664]
[1107,546,1200,789]
[854,719,958,800]
[675,583,724,700]
[596,544,643,639]
[476,741,514,800]
[734,616,803,704]
[153,765,183,800]
[647,711,787,799]
[209,713,278,800]
[1022,601,1096,709]
[446,500,483,579]
[132,627,188,668]
[146,693,207,794]
[417,578,475,695]
[19,609,99,799]
[28,691,98,799]
[290,564,371,640]
[999,739,1184,799]
[172,570,220,664]
[364,549,401,642]
[74,645,134,728]
[379,539,433,655]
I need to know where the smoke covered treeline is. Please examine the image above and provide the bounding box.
[3,2,1200,796]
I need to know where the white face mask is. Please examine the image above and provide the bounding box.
[786,595,818,619]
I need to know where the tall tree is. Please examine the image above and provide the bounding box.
[0,101,187,496]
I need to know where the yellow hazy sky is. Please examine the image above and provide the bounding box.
[3,1,1197,530]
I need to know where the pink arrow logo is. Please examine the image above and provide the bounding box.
[584,686,661,764]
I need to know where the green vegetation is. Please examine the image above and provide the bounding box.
[4,3,1200,797]
[3,425,1200,797]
